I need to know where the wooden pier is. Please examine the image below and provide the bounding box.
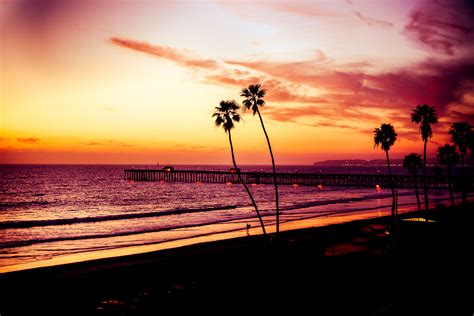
[123,169,457,189]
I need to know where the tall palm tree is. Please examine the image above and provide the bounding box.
[403,153,423,211]
[213,100,266,236]
[437,144,459,206]
[374,123,398,221]
[411,104,438,210]
[241,84,280,236]
[449,121,473,203]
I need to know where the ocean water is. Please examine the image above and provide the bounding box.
[0,164,457,270]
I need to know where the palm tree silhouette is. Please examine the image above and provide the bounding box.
[374,123,397,221]
[411,104,438,210]
[403,153,423,211]
[449,121,473,203]
[437,144,459,206]
[213,100,266,236]
[241,84,280,237]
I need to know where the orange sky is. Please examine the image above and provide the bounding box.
[1,0,473,164]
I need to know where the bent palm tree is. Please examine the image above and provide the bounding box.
[411,104,438,210]
[403,153,423,211]
[437,144,459,206]
[241,84,280,236]
[449,122,473,203]
[374,123,397,221]
[213,100,266,235]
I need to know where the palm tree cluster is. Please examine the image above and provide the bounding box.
[212,84,279,238]
[375,103,472,218]
[213,90,472,237]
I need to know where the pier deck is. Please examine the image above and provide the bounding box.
[124,169,455,188]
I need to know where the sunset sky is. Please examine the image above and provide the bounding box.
[1,0,473,164]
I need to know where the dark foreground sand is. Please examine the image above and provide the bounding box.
[0,203,473,315]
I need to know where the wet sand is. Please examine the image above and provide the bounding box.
[0,203,472,315]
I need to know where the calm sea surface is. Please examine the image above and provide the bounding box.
[0,164,457,270]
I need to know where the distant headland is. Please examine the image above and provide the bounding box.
[313,159,437,167]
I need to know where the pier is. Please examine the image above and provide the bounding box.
[123,169,457,188]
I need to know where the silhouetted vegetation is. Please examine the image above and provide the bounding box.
[241,84,280,237]
[213,100,266,235]
[403,153,423,211]
[437,144,459,206]
[449,122,473,203]
[411,104,438,210]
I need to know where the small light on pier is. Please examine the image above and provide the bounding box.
[251,183,257,186]
[292,183,299,187]
[162,166,174,172]
[375,184,381,191]
[226,182,232,186]
[317,184,323,190]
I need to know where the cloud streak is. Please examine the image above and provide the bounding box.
[353,11,393,28]
[110,37,219,69]
[17,137,40,144]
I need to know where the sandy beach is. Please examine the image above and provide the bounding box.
[1,202,472,315]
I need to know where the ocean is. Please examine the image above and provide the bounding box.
[0,164,458,271]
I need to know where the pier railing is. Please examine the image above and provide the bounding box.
[123,169,460,188]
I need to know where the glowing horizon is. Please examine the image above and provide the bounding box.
[1,0,473,165]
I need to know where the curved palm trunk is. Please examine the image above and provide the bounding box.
[385,150,395,220]
[256,108,280,236]
[447,166,454,206]
[228,131,266,235]
[423,140,429,210]
[414,172,421,211]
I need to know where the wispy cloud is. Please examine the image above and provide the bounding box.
[353,11,393,28]
[403,0,474,55]
[271,2,339,18]
[110,37,219,69]
[83,139,133,147]
[16,137,40,144]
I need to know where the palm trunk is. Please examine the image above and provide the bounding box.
[461,152,466,203]
[413,172,421,211]
[423,139,429,210]
[448,166,454,206]
[385,150,395,221]
[228,131,266,235]
[256,108,280,236]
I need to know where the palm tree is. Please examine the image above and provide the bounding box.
[449,122,473,203]
[213,100,266,235]
[403,153,423,211]
[374,123,398,221]
[241,84,280,236]
[437,144,459,206]
[411,104,438,210]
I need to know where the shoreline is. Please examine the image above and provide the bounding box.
[0,202,472,314]
[0,194,465,274]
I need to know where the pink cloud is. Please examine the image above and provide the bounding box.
[110,37,219,69]
[353,11,393,28]
[225,60,365,92]
[110,35,473,142]
[271,2,339,18]
[403,0,474,55]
